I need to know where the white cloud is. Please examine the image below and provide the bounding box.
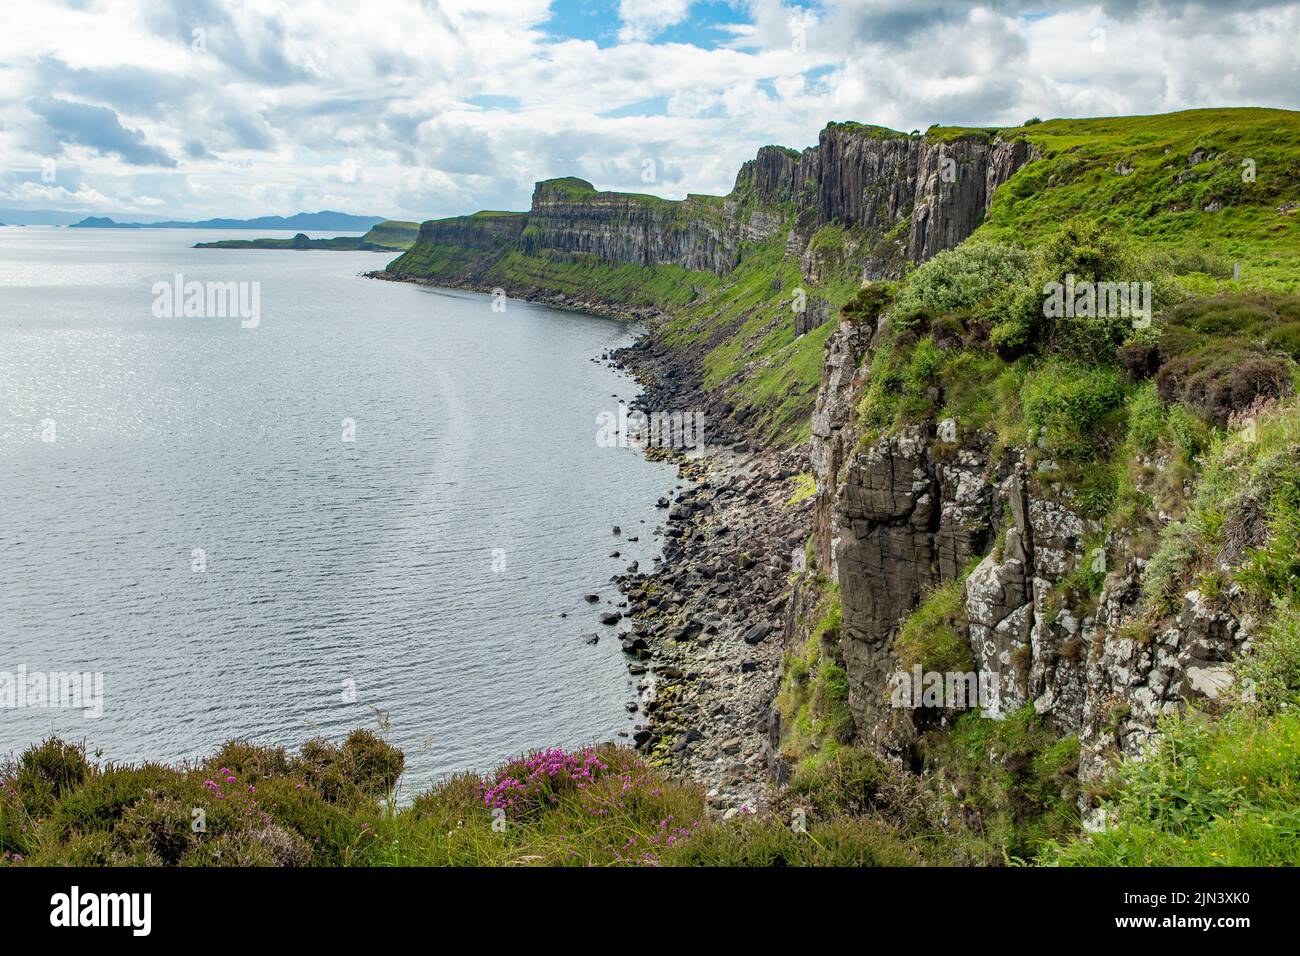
[618,0,694,43]
[0,0,1295,222]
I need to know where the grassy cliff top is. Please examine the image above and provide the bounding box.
[534,176,597,199]
[979,107,1300,289]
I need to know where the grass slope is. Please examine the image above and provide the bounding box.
[984,108,1300,291]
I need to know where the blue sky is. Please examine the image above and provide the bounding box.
[1,0,1297,222]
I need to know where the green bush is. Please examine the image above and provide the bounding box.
[889,241,1033,324]
[295,730,404,804]
[13,738,90,816]
[994,220,1179,363]
[1126,381,1166,453]
[841,281,896,326]
[1020,360,1127,460]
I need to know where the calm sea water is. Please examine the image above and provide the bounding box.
[0,227,675,793]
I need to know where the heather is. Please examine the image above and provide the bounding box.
[0,736,929,867]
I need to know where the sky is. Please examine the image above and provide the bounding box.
[1,0,1297,222]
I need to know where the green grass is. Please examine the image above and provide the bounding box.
[785,471,817,506]
[894,577,975,674]
[981,108,1300,292]
[921,707,1082,863]
[775,585,854,776]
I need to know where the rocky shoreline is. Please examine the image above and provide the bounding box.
[364,270,663,321]
[608,328,811,815]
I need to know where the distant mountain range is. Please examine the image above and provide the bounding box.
[67,211,386,231]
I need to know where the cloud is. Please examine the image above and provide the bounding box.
[618,0,694,42]
[0,0,1294,221]
[33,57,195,116]
[27,97,177,167]
[184,139,215,159]
[3,180,115,209]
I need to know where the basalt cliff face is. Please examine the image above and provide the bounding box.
[417,211,526,250]
[795,316,1259,825]
[388,124,1032,288]
[520,180,751,274]
[737,124,1030,272]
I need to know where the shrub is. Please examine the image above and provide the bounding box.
[1158,348,1292,427]
[903,335,941,393]
[890,242,1033,324]
[47,764,178,839]
[295,730,404,804]
[1118,340,1160,380]
[204,741,292,781]
[1141,520,1196,615]
[995,220,1178,363]
[341,729,405,798]
[1148,246,1234,278]
[1020,360,1127,459]
[781,747,935,833]
[1266,321,1300,360]
[841,281,895,326]
[1166,293,1282,336]
[480,747,612,814]
[13,739,89,816]
[114,795,194,865]
[1127,381,1165,453]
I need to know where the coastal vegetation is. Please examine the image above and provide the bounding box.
[6,108,1298,868]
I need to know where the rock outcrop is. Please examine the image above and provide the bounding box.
[732,125,1032,277]
[834,427,994,740]
[798,325,1256,802]
[391,123,1033,290]
[522,179,753,274]
[416,211,526,250]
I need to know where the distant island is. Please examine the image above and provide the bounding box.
[70,210,386,231]
[194,220,419,252]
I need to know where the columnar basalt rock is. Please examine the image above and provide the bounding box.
[416,212,526,250]
[792,286,1262,808]
[804,358,1254,795]
[908,136,1032,262]
[394,124,1033,294]
[832,425,997,740]
[523,179,751,273]
[809,319,873,577]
